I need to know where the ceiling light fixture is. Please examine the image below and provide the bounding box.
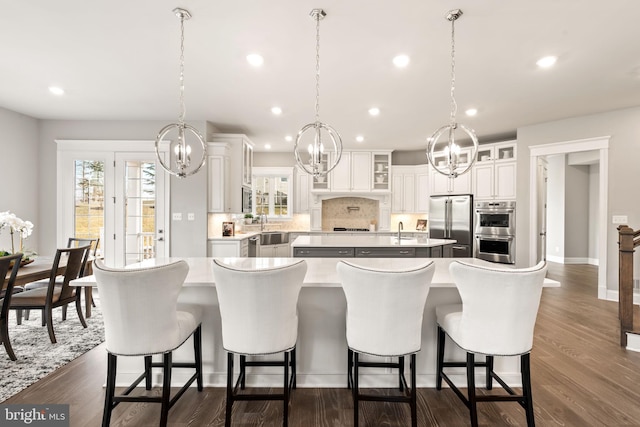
[294,9,343,178]
[465,108,478,116]
[368,107,380,116]
[246,53,264,67]
[536,56,557,68]
[155,8,206,179]
[271,106,282,115]
[426,9,478,179]
[48,86,64,96]
[265,144,272,150]
[285,135,293,142]
[393,55,410,68]
[356,135,364,143]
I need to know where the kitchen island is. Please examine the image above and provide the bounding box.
[291,235,457,257]
[75,257,559,390]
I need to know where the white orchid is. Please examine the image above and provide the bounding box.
[0,211,34,254]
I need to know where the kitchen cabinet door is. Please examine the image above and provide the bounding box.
[495,162,516,199]
[208,240,241,257]
[472,163,494,200]
[415,166,430,213]
[330,152,351,191]
[351,152,372,191]
[391,166,416,213]
[295,167,310,213]
[207,155,230,212]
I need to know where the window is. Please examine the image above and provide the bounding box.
[74,160,104,253]
[252,167,293,218]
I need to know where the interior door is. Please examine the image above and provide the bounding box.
[536,157,548,262]
[114,153,167,267]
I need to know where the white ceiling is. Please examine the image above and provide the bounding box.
[2,1,640,152]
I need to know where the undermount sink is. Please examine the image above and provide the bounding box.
[392,237,418,245]
[260,232,289,245]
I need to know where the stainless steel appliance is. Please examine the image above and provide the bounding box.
[248,235,259,257]
[242,186,252,213]
[429,194,474,257]
[474,201,516,264]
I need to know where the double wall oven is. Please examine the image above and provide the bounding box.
[474,201,516,264]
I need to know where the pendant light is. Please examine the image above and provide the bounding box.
[426,9,478,178]
[155,8,206,179]
[294,9,343,178]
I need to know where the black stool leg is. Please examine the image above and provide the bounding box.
[347,348,353,389]
[522,353,535,427]
[410,353,417,427]
[160,352,172,427]
[283,351,290,427]
[486,355,494,390]
[399,355,405,391]
[144,355,152,390]
[225,352,234,427]
[436,326,445,390]
[467,352,478,427]
[102,353,117,427]
[194,326,203,391]
[353,352,359,427]
[291,346,297,389]
[240,355,246,390]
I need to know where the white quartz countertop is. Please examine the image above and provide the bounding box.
[208,231,261,241]
[290,235,456,248]
[74,257,560,288]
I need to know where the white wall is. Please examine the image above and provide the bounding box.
[545,155,565,262]
[0,107,39,252]
[588,164,600,263]
[564,162,590,261]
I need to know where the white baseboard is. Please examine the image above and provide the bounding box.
[564,257,590,264]
[546,256,599,265]
[626,333,640,352]
[605,289,640,304]
[546,255,564,263]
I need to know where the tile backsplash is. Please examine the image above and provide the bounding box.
[321,197,379,230]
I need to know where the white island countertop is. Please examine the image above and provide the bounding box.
[290,235,457,248]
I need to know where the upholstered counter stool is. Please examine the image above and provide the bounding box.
[436,260,547,427]
[93,259,203,427]
[0,253,22,360]
[212,258,307,427]
[336,260,435,427]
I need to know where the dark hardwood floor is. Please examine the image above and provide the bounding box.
[5,262,640,426]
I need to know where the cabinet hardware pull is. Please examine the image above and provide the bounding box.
[361,251,371,254]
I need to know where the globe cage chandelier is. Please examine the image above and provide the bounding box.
[294,9,343,178]
[426,9,478,179]
[155,7,206,179]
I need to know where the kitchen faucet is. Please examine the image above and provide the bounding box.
[259,213,268,231]
[398,221,403,241]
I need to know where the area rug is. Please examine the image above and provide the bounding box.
[0,298,105,402]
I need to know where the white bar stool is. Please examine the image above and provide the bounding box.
[93,259,203,427]
[436,260,547,427]
[337,260,435,427]
[212,258,307,427]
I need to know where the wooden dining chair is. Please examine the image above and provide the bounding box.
[10,245,90,343]
[1,253,23,360]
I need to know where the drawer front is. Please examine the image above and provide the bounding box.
[355,247,416,258]
[294,247,355,258]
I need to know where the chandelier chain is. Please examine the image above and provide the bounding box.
[178,13,186,125]
[315,14,321,123]
[449,16,457,125]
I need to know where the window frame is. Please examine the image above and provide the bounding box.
[252,167,294,219]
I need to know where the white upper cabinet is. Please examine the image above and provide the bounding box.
[429,148,473,195]
[310,153,331,191]
[372,152,392,191]
[391,166,416,213]
[294,166,310,213]
[415,165,430,212]
[314,150,391,193]
[472,141,517,200]
[207,134,255,213]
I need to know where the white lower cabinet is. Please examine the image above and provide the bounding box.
[259,243,290,257]
[207,238,249,257]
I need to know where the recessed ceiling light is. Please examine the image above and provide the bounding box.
[356,135,364,142]
[246,53,264,67]
[265,144,272,150]
[285,135,293,142]
[271,106,282,115]
[393,55,410,68]
[465,108,478,117]
[48,86,64,96]
[368,107,380,116]
[536,56,557,68]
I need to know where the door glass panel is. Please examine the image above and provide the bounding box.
[124,161,156,265]
[274,177,288,216]
[74,160,104,255]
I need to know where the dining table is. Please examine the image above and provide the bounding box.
[3,256,94,318]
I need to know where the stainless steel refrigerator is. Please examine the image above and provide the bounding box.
[429,194,474,257]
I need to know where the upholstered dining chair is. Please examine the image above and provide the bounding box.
[10,245,89,343]
[93,259,203,427]
[0,252,23,360]
[336,260,436,427]
[436,260,547,427]
[212,258,307,427]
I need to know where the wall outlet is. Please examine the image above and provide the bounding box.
[172,213,182,221]
[612,215,628,224]
[187,213,195,221]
